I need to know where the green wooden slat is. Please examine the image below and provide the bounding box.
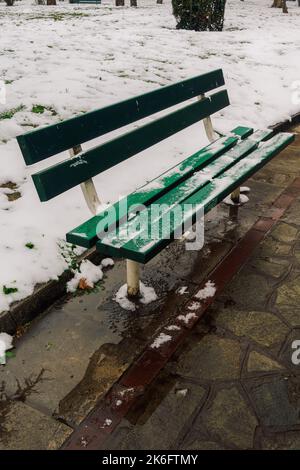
[17,70,225,165]
[96,132,293,263]
[66,126,253,248]
[32,90,230,201]
[230,126,255,140]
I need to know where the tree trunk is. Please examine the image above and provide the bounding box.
[116,0,125,5]
[5,0,15,5]
[172,0,226,31]
[47,0,57,4]
[157,0,163,3]
[130,0,137,6]
[272,0,288,12]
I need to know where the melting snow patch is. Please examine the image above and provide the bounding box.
[102,418,112,428]
[67,259,104,293]
[165,325,181,331]
[176,286,188,295]
[195,280,216,300]
[182,230,197,242]
[241,186,250,193]
[223,193,249,206]
[101,258,114,268]
[177,312,197,325]
[0,332,13,365]
[176,388,188,397]
[188,302,201,311]
[114,282,157,311]
[151,332,172,349]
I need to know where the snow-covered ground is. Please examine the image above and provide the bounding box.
[0,0,299,313]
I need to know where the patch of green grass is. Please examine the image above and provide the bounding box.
[5,351,15,359]
[31,104,45,114]
[25,242,35,249]
[4,79,14,85]
[0,105,25,120]
[3,285,18,295]
[31,104,57,116]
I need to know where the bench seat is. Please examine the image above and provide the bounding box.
[66,125,250,248]
[67,129,294,263]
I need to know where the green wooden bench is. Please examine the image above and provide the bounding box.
[17,69,294,297]
[70,0,101,4]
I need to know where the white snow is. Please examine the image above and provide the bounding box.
[66,259,104,293]
[223,193,249,205]
[187,301,201,311]
[165,324,181,331]
[101,257,114,268]
[177,311,197,325]
[0,0,299,313]
[114,281,157,311]
[102,418,112,428]
[176,388,188,397]
[194,280,216,300]
[150,332,172,349]
[176,286,188,295]
[0,332,13,365]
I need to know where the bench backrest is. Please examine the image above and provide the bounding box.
[17,69,229,202]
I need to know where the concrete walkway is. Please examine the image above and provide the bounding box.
[1,124,300,450]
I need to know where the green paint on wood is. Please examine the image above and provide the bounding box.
[32,90,230,201]
[66,127,253,248]
[96,132,293,263]
[17,70,225,165]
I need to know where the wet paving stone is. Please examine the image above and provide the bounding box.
[276,274,300,308]
[181,438,225,450]
[254,257,290,279]
[147,234,233,285]
[282,201,300,227]
[278,306,300,328]
[0,401,71,450]
[62,259,194,326]
[247,377,300,427]
[0,311,115,416]
[250,167,294,189]
[102,373,207,450]
[193,386,258,449]
[247,351,284,374]
[57,337,145,426]
[223,269,274,311]
[214,309,289,351]
[271,223,298,244]
[174,333,242,381]
[257,238,292,258]
[259,430,300,450]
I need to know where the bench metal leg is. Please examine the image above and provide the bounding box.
[198,95,217,143]
[69,145,101,215]
[231,187,240,204]
[127,259,140,297]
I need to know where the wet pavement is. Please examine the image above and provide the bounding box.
[1,125,300,450]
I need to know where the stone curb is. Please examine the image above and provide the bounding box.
[0,248,103,334]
